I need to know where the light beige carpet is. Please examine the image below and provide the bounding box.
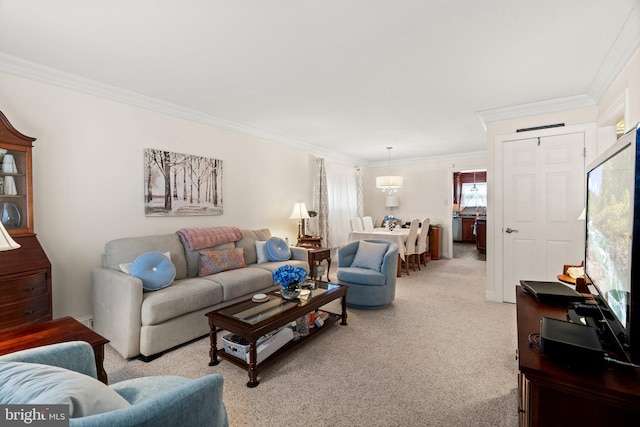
[104,257,518,427]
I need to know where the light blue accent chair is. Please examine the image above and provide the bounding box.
[0,341,228,427]
[336,239,398,309]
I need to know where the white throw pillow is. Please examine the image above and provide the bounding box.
[351,241,388,271]
[255,241,268,264]
[0,362,130,418]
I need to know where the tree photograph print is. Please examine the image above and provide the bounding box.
[144,148,223,216]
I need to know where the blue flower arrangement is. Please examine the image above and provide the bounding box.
[273,265,307,292]
[384,215,399,231]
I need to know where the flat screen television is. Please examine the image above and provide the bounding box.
[584,123,640,364]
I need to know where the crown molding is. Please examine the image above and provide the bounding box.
[370,150,487,168]
[476,94,596,129]
[477,5,640,129]
[588,5,640,101]
[0,52,364,164]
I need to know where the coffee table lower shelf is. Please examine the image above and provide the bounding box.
[211,310,342,387]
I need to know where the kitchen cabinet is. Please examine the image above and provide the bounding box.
[461,217,476,243]
[476,218,486,253]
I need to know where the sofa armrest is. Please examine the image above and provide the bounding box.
[72,375,228,427]
[290,246,308,261]
[0,341,98,379]
[380,243,399,283]
[91,268,144,359]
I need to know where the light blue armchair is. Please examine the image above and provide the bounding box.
[336,239,398,309]
[0,341,228,427]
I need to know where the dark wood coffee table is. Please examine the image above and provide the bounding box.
[206,280,347,387]
[0,316,110,384]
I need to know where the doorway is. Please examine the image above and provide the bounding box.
[452,170,487,261]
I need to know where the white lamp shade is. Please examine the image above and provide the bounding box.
[376,175,403,189]
[0,221,20,251]
[289,202,310,220]
[385,195,399,207]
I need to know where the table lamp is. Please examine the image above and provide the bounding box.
[0,220,20,251]
[290,202,310,239]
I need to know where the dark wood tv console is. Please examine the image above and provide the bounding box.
[516,285,640,426]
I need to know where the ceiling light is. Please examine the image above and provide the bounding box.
[376,147,403,194]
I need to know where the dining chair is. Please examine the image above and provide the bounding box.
[362,216,374,231]
[350,217,364,231]
[415,217,430,268]
[402,219,420,274]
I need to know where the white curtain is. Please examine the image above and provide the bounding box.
[325,161,359,248]
[460,182,487,209]
[312,158,329,245]
[355,167,364,217]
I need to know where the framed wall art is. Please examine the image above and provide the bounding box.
[144,148,223,216]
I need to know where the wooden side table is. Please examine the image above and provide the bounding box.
[0,316,110,384]
[428,226,441,260]
[307,247,331,281]
[297,236,322,248]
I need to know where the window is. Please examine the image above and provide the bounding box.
[460,182,487,208]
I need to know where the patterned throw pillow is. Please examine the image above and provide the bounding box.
[199,248,246,276]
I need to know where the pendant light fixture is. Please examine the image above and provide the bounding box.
[376,147,403,194]
[471,171,478,192]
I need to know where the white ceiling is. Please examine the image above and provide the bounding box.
[0,1,638,165]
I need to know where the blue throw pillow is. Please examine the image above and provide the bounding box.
[351,241,388,271]
[265,237,291,262]
[130,251,177,291]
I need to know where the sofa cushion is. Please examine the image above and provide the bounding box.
[104,234,188,280]
[199,248,246,276]
[337,267,387,286]
[255,241,268,263]
[141,278,224,325]
[205,267,273,301]
[265,237,291,262]
[249,260,310,274]
[351,241,388,271]
[236,229,272,265]
[0,361,130,418]
[130,251,177,291]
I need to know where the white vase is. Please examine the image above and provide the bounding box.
[1,154,17,174]
[3,176,16,195]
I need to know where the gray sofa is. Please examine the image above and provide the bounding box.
[91,228,308,360]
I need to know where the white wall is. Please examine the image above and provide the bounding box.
[1,71,314,321]
[485,46,640,303]
[364,154,487,259]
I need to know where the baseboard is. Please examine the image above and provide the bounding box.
[74,315,93,329]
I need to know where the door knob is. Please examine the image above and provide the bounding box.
[505,228,518,234]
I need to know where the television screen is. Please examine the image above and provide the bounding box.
[585,125,638,362]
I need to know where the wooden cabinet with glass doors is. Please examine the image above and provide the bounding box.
[0,111,52,330]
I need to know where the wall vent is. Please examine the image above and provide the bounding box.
[516,123,565,133]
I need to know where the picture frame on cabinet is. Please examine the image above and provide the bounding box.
[144,148,223,216]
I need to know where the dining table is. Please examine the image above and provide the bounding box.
[348,228,418,277]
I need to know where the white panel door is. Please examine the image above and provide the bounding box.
[502,132,585,303]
